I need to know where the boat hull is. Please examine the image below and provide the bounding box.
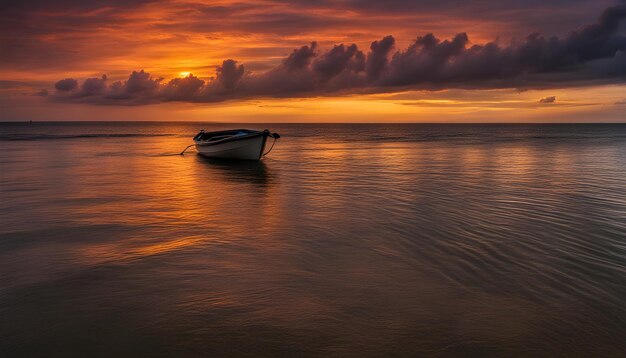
[195,134,267,160]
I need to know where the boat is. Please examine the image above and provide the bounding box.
[191,129,280,160]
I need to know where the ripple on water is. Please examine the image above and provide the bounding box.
[1,123,626,356]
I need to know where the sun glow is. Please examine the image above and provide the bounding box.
[179,72,191,77]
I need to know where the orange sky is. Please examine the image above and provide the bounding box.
[1,0,625,122]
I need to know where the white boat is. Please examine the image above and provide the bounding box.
[192,129,280,160]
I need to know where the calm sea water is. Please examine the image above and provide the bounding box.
[1,122,626,356]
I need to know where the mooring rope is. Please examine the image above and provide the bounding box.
[180,144,195,155]
[263,137,278,156]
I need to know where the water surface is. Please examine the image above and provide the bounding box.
[1,122,626,356]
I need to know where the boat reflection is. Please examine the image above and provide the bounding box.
[195,155,271,185]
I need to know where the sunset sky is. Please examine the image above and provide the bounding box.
[1,0,625,122]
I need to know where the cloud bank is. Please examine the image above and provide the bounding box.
[49,4,626,105]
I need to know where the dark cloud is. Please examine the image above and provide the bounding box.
[366,36,395,80]
[78,75,107,97]
[382,33,467,86]
[313,44,365,79]
[539,96,557,103]
[50,71,160,104]
[161,74,205,100]
[49,4,626,105]
[34,89,49,97]
[215,60,245,91]
[374,3,626,89]
[283,42,318,71]
[124,70,161,95]
[54,78,78,92]
[105,70,162,100]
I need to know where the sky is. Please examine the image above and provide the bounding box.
[1,0,625,122]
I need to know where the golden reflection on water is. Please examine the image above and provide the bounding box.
[78,235,209,264]
[21,132,625,271]
[2,123,626,356]
[71,135,283,264]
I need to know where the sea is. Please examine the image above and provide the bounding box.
[1,122,625,356]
